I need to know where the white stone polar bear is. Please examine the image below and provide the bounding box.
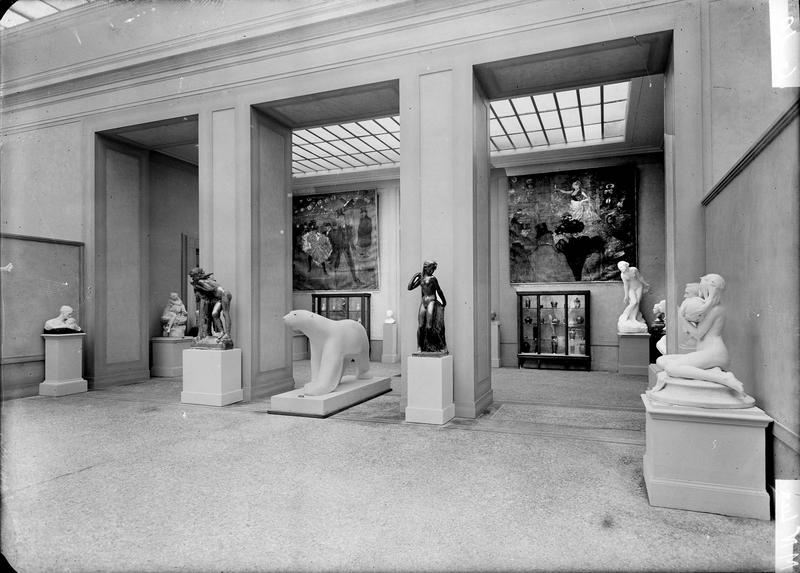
[283,310,371,396]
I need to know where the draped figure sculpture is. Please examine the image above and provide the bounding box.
[652,273,754,406]
[617,261,649,333]
[189,267,233,349]
[407,260,448,354]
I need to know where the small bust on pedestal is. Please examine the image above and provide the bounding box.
[43,305,83,334]
[384,310,396,324]
[617,261,650,333]
[407,260,448,354]
[161,292,188,337]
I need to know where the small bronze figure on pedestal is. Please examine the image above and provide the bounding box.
[407,260,448,354]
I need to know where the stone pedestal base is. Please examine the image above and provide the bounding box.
[151,336,193,377]
[405,354,454,425]
[40,333,88,397]
[642,394,772,520]
[269,376,391,418]
[181,348,243,406]
[618,332,650,375]
[381,322,399,363]
[491,321,501,367]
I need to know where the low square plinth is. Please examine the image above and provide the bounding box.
[268,376,392,418]
[642,394,773,520]
[151,337,194,377]
[181,348,243,406]
[618,332,650,375]
[40,333,87,397]
[406,354,454,425]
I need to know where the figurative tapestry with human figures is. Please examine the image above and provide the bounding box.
[292,190,378,291]
[508,166,637,283]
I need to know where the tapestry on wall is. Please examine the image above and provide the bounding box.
[292,190,378,291]
[508,165,637,283]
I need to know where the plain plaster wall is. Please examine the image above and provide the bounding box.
[494,157,666,370]
[704,116,799,478]
[148,153,199,339]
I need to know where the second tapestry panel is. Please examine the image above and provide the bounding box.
[508,165,637,283]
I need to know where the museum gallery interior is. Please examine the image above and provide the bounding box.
[1,0,798,571]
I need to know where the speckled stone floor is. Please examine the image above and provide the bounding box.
[1,363,775,572]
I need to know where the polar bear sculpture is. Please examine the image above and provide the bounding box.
[283,310,371,396]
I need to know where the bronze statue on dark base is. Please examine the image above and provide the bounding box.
[189,267,233,349]
[407,260,448,354]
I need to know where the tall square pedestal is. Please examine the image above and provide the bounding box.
[381,322,399,363]
[181,348,243,406]
[405,354,454,425]
[491,321,501,367]
[151,337,194,377]
[642,394,773,520]
[618,332,650,375]
[40,333,88,396]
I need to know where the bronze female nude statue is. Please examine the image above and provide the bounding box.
[407,260,448,354]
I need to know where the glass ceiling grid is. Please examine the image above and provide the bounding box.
[291,81,629,176]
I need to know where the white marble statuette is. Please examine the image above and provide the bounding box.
[617,261,649,333]
[283,310,371,396]
[161,292,188,337]
[384,310,396,324]
[43,305,82,334]
[649,273,755,408]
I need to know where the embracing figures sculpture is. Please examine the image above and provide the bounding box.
[650,273,755,407]
[189,267,233,349]
[407,260,448,354]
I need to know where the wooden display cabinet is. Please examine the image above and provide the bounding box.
[517,291,590,370]
[311,293,371,337]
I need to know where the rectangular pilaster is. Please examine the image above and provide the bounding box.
[400,65,492,418]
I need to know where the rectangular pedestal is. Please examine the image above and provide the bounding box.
[151,337,194,377]
[41,334,87,396]
[642,394,772,520]
[181,348,243,406]
[381,323,399,363]
[491,321,501,367]
[406,354,454,425]
[268,376,391,418]
[618,332,650,375]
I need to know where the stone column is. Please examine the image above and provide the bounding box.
[399,64,493,418]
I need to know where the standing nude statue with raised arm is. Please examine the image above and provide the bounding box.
[407,260,448,354]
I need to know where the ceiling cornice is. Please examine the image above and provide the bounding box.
[2,0,678,115]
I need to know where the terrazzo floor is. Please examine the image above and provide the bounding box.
[0,362,775,572]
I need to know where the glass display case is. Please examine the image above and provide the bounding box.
[517,291,590,370]
[311,293,371,337]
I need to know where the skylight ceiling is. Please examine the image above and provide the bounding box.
[292,116,400,176]
[292,80,631,176]
[490,81,630,154]
[0,0,93,29]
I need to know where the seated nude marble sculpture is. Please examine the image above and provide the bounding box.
[617,261,649,333]
[283,310,371,396]
[407,260,448,354]
[189,267,233,349]
[653,274,750,401]
[161,292,188,337]
[43,305,82,334]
